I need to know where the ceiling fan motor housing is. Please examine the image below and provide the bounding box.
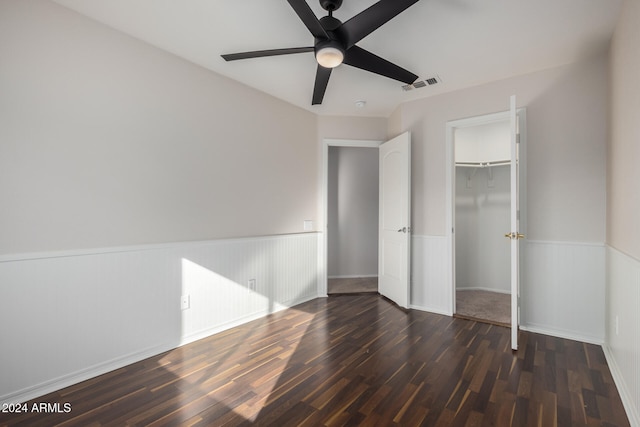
[315,15,345,68]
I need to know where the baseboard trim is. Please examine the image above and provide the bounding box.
[0,233,321,406]
[3,292,322,406]
[328,275,378,279]
[179,293,319,347]
[1,342,176,405]
[519,324,603,346]
[602,344,640,427]
[410,304,453,317]
[456,287,511,295]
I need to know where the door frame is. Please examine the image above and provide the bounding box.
[445,109,527,316]
[320,138,382,296]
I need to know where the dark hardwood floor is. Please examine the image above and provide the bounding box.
[1,294,630,426]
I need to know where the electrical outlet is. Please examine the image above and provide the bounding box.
[181,294,190,310]
[248,279,256,291]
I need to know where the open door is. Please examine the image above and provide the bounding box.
[378,132,411,309]
[507,95,522,350]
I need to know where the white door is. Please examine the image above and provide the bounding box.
[508,95,522,350]
[378,132,411,309]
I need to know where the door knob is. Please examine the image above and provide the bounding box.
[397,227,408,233]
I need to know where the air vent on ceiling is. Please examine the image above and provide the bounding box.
[402,75,442,91]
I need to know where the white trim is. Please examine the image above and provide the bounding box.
[0,231,321,263]
[321,139,383,296]
[445,122,455,314]
[0,233,321,405]
[328,274,378,279]
[3,343,174,406]
[410,304,451,317]
[447,111,514,129]
[4,287,321,406]
[604,245,640,427]
[526,239,605,248]
[324,138,382,148]
[178,294,317,347]
[317,231,328,297]
[608,244,640,264]
[456,287,511,295]
[603,345,640,427]
[519,324,603,346]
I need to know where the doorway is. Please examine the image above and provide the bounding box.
[454,119,512,326]
[321,134,412,308]
[446,105,526,333]
[324,140,381,295]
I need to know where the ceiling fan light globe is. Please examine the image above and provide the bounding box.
[316,47,344,68]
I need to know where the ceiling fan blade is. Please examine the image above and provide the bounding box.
[286,0,328,39]
[344,46,417,84]
[340,0,420,48]
[222,47,314,61]
[312,65,332,105]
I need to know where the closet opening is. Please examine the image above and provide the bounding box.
[453,119,512,326]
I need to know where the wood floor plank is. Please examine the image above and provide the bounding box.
[0,294,631,427]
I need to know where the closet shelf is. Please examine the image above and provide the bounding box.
[455,159,511,168]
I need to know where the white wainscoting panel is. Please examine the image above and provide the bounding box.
[604,246,640,427]
[521,240,605,344]
[411,235,451,315]
[0,233,321,406]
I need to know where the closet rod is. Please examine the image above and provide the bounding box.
[455,159,510,168]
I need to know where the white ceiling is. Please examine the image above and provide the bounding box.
[53,0,622,117]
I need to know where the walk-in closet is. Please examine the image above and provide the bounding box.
[454,120,511,325]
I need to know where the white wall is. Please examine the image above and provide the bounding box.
[389,55,608,243]
[454,121,511,164]
[606,1,640,425]
[605,247,640,427]
[317,116,388,141]
[0,0,319,255]
[522,241,605,343]
[392,54,609,342]
[0,0,323,406]
[328,147,379,278]
[0,233,320,405]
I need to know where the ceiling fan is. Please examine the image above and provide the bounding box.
[221,0,420,105]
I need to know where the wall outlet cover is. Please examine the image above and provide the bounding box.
[181,294,190,310]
